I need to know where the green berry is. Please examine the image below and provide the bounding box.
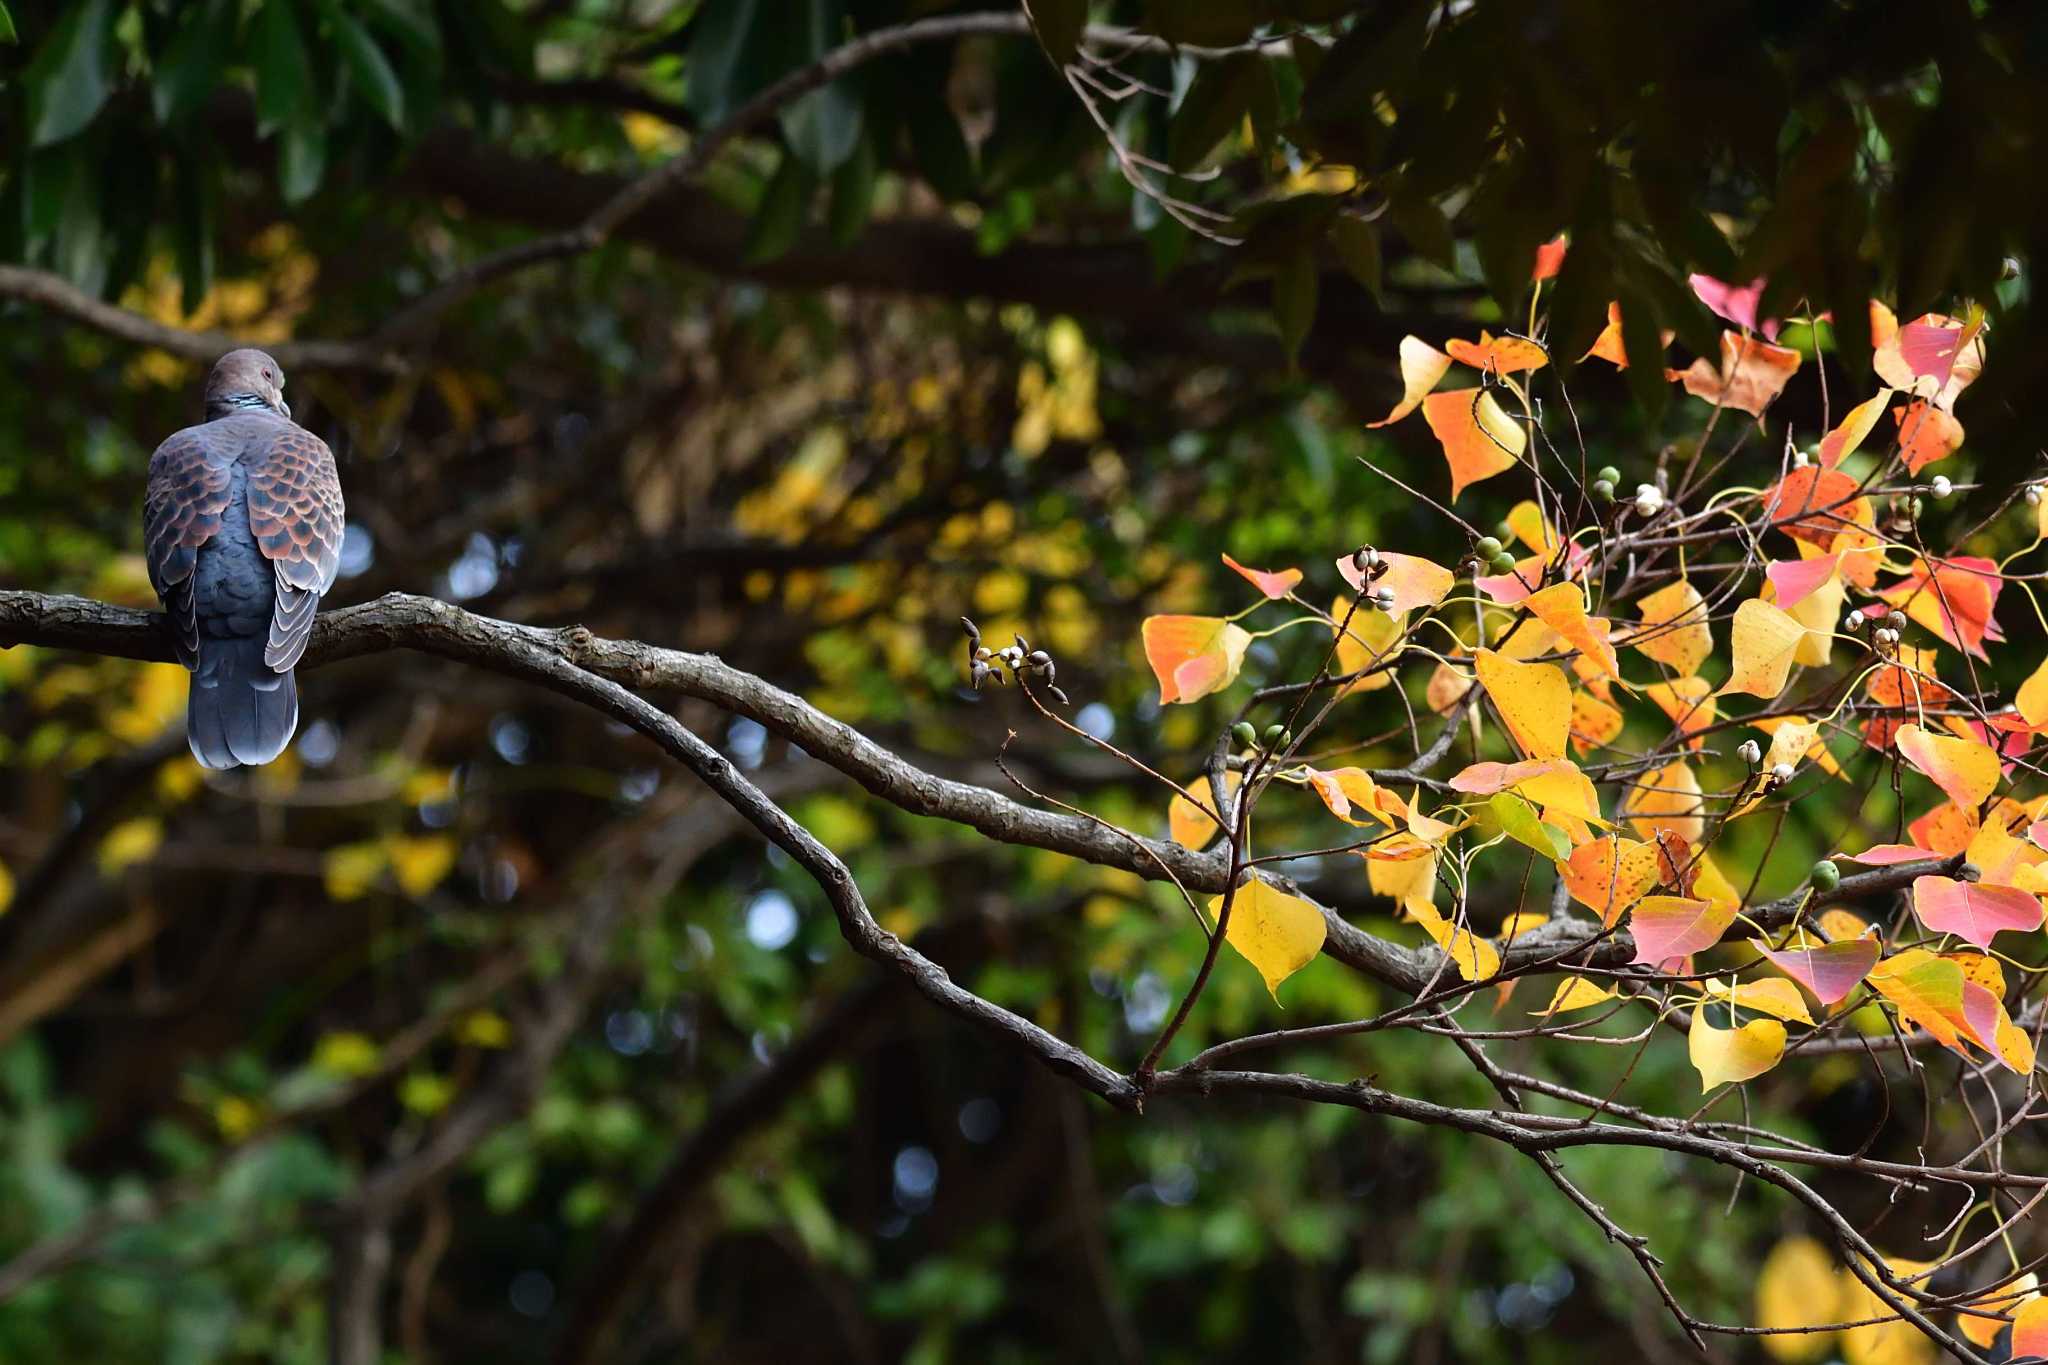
[1494,520,1514,542]
[1590,479,1616,503]
[1489,552,1518,574]
[1809,859,1841,892]
[1475,535,1503,559]
[1261,724,1288,749]
[1232,722,1258,748]
[1596,465,1621,486]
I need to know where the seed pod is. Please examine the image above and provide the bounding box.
[970,661,990,689]
[1047,685,1070,706]
[962,617,982,645]
[1028,649,1052,669]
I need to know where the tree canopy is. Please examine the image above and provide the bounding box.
[4,2,2048,1363]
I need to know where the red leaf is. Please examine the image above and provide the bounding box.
[1687,274,1780,340]
[1220,553,1301,600]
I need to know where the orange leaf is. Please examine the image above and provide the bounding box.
[1673,331,1801,418]
[1473,649,1571,760]
[1141,615,1252,704]
[1220,553,1301,600]
[1568,689,1624,756]
[1561,836,1661,926]
[1366,335,1453,427]
[1522,582,1622,681]
[1622,760,1704,845]
[1892,399,1964,474]
[1763,467,1871,552]
[1644,677,1716,750]
[1421,388,1525,500]
[1305,766,1395,828]
[1531,235,1567,282]
[1445,330,1549,376]
[1880,555,2005,659]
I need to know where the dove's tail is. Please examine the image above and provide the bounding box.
[188,634,298,769]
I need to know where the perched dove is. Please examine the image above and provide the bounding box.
[145,350,344,768]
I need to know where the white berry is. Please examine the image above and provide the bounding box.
[1771,762,1796,784]
[1737,740,1762,765]
[1930,475,1953,498]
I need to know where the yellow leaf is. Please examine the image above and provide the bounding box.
[1568,688,1624,755]
[1170,772,1241,850]
[1632,579,1712,675]
[1867,948,1968,1051]
[1894,723,2000,811]
[2019,655,2048,727]
[1473,649,1571,760]
[1839,1257,1939,1365]
[1304,766,1392,827]
[0,858,12,916]
[1780,554,1846,667]
[1522,582,1622,680]
[1719,599,1808,699]
[97,817,164,876]
[1688,1002,1786,1090]
[1703,977,1814,1025]
[1332,595,1405,695]
[1644,677,1717,749]
[1367,845,1438,913]
[312,1031,383,1079]
[1622,760,1704,845]
[1408,902,1500,982]
[385,835,457,898]
[324,841,390,902]
[1366,336,1453,427]
[1755,1236,1844,1363]
[1957,1273,2038,1351]
[1213,879,1327,1000]
[1536,976,1618,1016]
[1504,500,1561,553]
[1818,389,1893,467]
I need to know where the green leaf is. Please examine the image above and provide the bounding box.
[1027,0,1087,67]
[319,0,407,130]
[26,0,117,146]
[174,152,219,314]
[744,152,817,263]
[1168,52,1270,172]
[153,0,238,126]
[1385,189,1456,271]
[1328,214,1382,305]
[255,0,317,134]
[1488,793,1571,862]
[1273,246,1318,373]
[0,2,17,44]
[827,130,877,246]
[279,120,328,203]
[782,81,863,174]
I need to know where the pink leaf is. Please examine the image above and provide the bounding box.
[1687,273,1781,341]
[1846,844,1941,866]
[1628,896,1736,966]
[1766,554,1841,609]
[1912,876,2043,950]
[1751,937,1881,1006]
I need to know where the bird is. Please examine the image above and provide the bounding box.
[144,349,344,769]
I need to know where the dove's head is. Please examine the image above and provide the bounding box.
[205,349,291,422]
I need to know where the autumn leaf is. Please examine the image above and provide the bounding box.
[1473,649,1571,760]
[1408,902,1500,982]
[1644,677,1716,750]
[1702,977,1813,1025]
[1214,878,1327,1000]
[1622,760,1705,846]
[1839,1256,1940,1365]
[1892,400,1964,474]
[1752,934,1880,1007]
[1569,689,1624,755]
[1959,979,2036,1074]
[1718,599,1807,699]
[1169,771,1240,850]
[1894,723,1999,810]
[1765,554,1840,610]
[1521,582,1622,680]
[1688,274,1777,338]
[1536,976,1618,1016]
[1304,766,1392,827]
[1336,550,1453,614]
[1561,836,1661,926]
[2016,1297,2048,1359]
[1874,310,1985,411]
[1629,896,1735,965]
[1754,1237,1842,1362]
[1421,388,1526,500]
[1142,615,1253,704]
[1818,389,1892,467]
[1531,235,1567,282]
[1866,948,1969,1051]
[1674,331,1800,417]
[1220,552,1301,600]
[1910,875,2041,949]
[1688,1002,1786,1090]
[1331,594,1404,695]
[1763,467,1872,552]
[1581,300,1671,369]
[1488,793,1571,860]
[1366,335,1453,427]
[1445,330,1548,375]
[1880,556,2004,659]
[1629,578,1712,675]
